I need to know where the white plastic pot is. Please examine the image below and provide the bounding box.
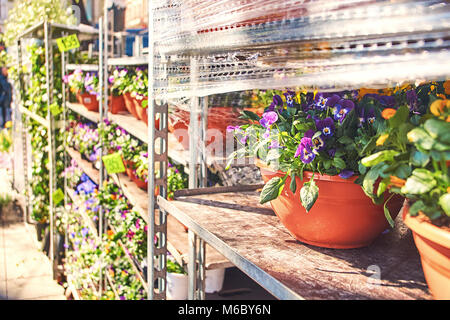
[205,268,226,293]
[166,272,188,300]
[166,268,226,299]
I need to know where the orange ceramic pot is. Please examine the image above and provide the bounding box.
[77,92,99,112]
[168,107,247,150]
[124,92,139,119]
[133,96,146,122]
[109,95,127,114]
[255,159,403,249]
[402,202,450,300]
[123,160,136,180]
[132,175,148,191]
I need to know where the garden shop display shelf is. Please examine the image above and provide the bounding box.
[65,146,232,273]
[157,190,432,300]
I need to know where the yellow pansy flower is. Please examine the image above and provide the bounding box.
[376,134,389,146]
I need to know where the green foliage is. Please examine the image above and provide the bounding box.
[167,258,187,275]
[4,0,76,47]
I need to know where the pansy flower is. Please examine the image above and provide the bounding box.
[332,99,355,122]
[315,117,335,137]
[339,170,354,179]
[266,95,283,112]
[312,93,331,111]
[366,108,376,125]
[284,91,295,108]
[304,130,325,152]
[294,137,316,164]
[259,111,278,129]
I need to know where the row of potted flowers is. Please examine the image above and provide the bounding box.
[229,81,449,299]
[64,67,151,126]
[66,118,188,196]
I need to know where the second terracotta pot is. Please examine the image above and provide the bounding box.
[256,159,403,249]
[77,92,99,112]
[123,92,139,119]
[402,202,450,300]
[109,95,127,114]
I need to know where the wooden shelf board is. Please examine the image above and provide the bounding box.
[158,191,433,300]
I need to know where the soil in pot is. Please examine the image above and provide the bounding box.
[109,95,127,114]
[123,92,139,119]
[402,202,450,300]
[256,159,403,249]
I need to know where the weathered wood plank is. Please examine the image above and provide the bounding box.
[161,191,432,300]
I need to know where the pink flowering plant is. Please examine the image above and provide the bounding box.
[229,89,414,211]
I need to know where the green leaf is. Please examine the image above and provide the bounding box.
[407,127,435,151]
[266,148,282,162]
[362,165,382,198]
[424,118,450,144]
[401,169,437,194]
[300,178,319,212]
[409,200,426,216]
[438,193,450,216]
[383,195,395,228]
[377,180,388,198]
[338,136,353,145]
[388,105,409,128]
[141,99,148,108]
[360,135,377,156]
[394,163,412,179]
[361,150,399,167]
[289,172,297,194]
[333,157,346,170]
[240,110,260,121]
[410,149,430,167]
[260,176,285,204]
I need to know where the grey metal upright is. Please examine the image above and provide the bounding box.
[148,0,168,300]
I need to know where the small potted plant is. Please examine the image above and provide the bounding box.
[228,88,410,249]
[108,68,127,114]
[361,82,450,299]
[82,72,100,112]
[132,150,149,190]
[166,257,188,300]
[130,68,149,124]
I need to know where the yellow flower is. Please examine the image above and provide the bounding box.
[358,88,379,100]
[430,99,448,116]
[376,134,389,146]
[447,186,450,193]
[4,121,12,128]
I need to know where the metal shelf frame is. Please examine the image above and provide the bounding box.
[13,21,99,282]
[145,0,449,300]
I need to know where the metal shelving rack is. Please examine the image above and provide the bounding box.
[146,0,450,300]
[13,21,98,281]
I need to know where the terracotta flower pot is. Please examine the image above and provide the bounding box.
[123,92,139,119]
[123,160,137,180]
[133,96,148,124]
[168,107,246,150]
[109,95,127,114]
[132,175,148,191]
[255,158,403,249]
[402,202,450,300]
[77,92,99,112]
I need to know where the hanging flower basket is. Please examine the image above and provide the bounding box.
[402,201,450,300]
[255,158,403,249]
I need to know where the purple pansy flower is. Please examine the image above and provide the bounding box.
[332,99,354,122]
[406,90,418,112]
[267,95,283,112]
[366,108,376,125]
[259,111,278,129]
[304,130,325,152]
[315,117,335,137]
[283,91,295,108]
[339,170,354,179]
[226,125,241,133]
[268,139,284,149]
[294,137,316,164]
[312,93,333,111]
